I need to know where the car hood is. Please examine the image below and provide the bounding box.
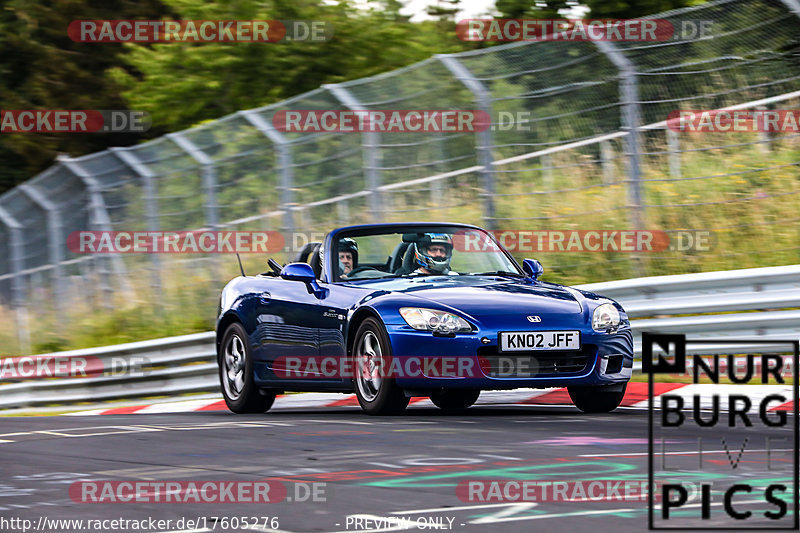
[358,276,584,318]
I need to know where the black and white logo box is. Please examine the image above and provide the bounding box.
[645,332,799,530]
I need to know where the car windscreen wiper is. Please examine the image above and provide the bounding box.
[472,270,525,278]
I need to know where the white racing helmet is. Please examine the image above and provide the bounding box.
[414,233,453,273]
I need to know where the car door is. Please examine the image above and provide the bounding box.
[316,284,355,386]
[250,275,320,382]
[309,244,358,385]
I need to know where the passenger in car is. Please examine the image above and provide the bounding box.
[339,237,358,278]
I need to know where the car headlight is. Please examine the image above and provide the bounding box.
[592,303,621,332]
[399,307,473,333]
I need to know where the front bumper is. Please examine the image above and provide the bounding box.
[385,324,633,389]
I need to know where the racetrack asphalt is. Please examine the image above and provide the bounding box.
[0,404,795,532]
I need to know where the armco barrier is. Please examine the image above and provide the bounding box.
[0,332,216,409]
[0,265,798,409]
[580,264,800,357]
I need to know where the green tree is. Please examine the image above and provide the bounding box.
[1,0,476,193]
[426,0,461,21]
[494,0,705,18]
[0,0,171,193]
[583,0,703,18]
[494,0,574,19]
[110,0,474,134]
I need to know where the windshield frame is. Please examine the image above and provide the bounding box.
[324,223,524,283]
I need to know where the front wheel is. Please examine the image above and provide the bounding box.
[352,318,409,415]
[568,383,627,413]
[430,389,480,411]
[219,322,275,414]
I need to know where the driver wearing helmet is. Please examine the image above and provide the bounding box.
[413,233,458,275]
[338,238,358,277]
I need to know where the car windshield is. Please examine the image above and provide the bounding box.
[332,226,522,281]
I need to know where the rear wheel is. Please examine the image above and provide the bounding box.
[568,383,627,413]
[352,318,409,415]
[219,322,275,414]
[430,389,480,411]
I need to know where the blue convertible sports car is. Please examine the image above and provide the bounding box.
[216,223,633,415]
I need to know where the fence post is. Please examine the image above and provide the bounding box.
[436,54,496,230]
[167,133,223,278]
[110,147,162,297]
[666,128,681,178]
[429,132,446,209]
[57,155,130,291]
[594,41,644,231]
[337,200,349,226]
[167,133,220,231]
[0,206,30,353]
[541,155,554,189]
[239,110,296,236]
[61,157,130,306]
[297,207,311,229]
[324,83,384,223]
[600,140,615,184]
[755,105,772,153]
[18,183,64,305]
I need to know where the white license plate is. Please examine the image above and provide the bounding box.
[499,330,581,352]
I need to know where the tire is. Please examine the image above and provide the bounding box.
[568,383,627,413]
[219,322,275,414]
[352,317,410,415]
[430,389,480,411]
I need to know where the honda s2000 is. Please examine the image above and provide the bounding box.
[216,223,633,415]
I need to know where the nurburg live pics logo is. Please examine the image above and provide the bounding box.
[644,332,799,530]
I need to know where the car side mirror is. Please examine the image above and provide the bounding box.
[280,262,328,298]
[522,258,544,280]
[280,262,315,282]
